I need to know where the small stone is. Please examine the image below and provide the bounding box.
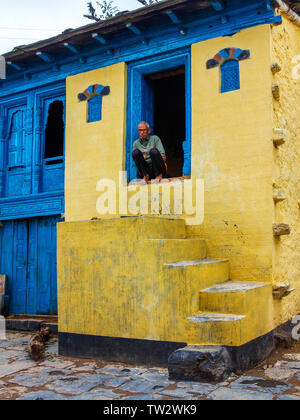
[119,379,166,394]
[272,83,280,100]
[277,394,300,401]
[264,367,296,381]
[284,354,300,362]
[271,62,281,74]
[18,391,66,401]
[46,374,105,396]
[273,223,291,237]
[160,389,194,399]
[230,376,291,394]
[210,388,273,401]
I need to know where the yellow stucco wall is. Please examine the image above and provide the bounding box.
[65,26,274,284]
[189,25,274,283]
[58,24,281,348]
[271,15,300,326]
[65,62,127,222]
[57,217,273,346]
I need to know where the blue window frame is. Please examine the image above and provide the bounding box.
[88,94,103,123]
[221,59,240,93]
[126,48,191,182]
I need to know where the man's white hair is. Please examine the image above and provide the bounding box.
[138,121,150,128]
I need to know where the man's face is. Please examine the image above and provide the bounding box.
[138,123,150,141]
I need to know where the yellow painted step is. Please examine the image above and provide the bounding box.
[187,312,246,346]
[144,239,207,264]
[161,259,229,317]
[164,259,230,290]
[199,281,272,315]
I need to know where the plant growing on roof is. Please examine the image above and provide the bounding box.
[84,1,119,21]
[84,0,161,22]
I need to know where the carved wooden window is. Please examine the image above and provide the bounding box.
[221,59,240,93]
[77,84,110,124]
[7,109,25,168]
[88,94,103,123]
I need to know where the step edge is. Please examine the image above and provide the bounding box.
[165,258,228,267]
[188,312,246,323]
[200,281,271,293]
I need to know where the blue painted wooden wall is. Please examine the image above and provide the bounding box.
[0,85,65,314]
[0,216,61,315]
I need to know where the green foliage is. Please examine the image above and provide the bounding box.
[84,0,161,22]
[84,1,119,21]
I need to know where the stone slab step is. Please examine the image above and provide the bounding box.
[188,312,245,323]
[199,281,272,315]
[6,318,58,334]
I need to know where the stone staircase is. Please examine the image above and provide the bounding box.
[58,216,274,356]
[138,217,273,348]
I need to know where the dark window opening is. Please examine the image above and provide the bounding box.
[44,100,64,161]
[146,67,186,178]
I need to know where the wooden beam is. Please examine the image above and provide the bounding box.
[64,43,81,55]
[7,61,24,71]
[92,33,108,45]
[126,23,142,36]
[36,52,54,64]
[166,10,182,25]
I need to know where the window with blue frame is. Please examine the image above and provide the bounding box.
[221,59,240,93]
[88,94,103,123]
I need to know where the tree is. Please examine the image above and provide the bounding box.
[84,0,160,22]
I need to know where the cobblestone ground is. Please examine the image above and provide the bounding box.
[0,331,300,400]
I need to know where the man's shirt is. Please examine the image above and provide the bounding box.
[133,135,166,164]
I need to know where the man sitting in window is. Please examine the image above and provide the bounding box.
[132,121,167,185]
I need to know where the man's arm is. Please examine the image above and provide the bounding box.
[154,137,166,162]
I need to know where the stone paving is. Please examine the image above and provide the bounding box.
[0,331,300,400]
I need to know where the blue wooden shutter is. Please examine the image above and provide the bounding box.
[7,110,25,167]
[88,95,103,123]
[221,59,240,93]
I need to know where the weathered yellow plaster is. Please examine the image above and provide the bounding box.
[271,14,300,327]
[65,62,127,222]
[189,25,274,283]
[57,217,273,346]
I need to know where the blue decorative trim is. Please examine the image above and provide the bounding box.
[0,192,64,220]
[78,84,110,102]
[206,48,250,69]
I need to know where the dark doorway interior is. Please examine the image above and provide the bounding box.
[147,67,186,178]
[44,100,64,160]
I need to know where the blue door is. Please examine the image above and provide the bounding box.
[0,215,60,315]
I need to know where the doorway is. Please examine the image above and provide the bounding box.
[126,50,191,181]
[0,215,60,315]
[147,67,186,178]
